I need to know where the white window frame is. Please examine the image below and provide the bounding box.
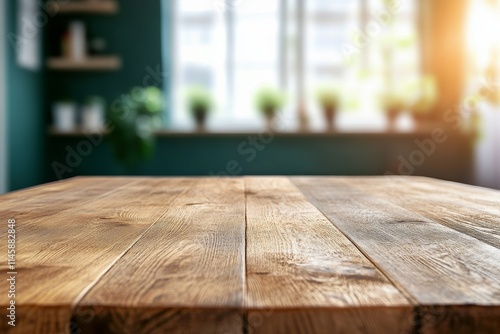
[170,0,289,129]
[169,0,419,130]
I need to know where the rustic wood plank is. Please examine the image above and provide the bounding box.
[0,177,137,214]
[292,177,500,333]
[75,178,246,334]
[0,177,94,205]
[0,178,192,334]
[2,176,499,333]
[346,176,500,249]
[245,177,412,334]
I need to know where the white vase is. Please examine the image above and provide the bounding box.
[53,102,77,132]
[70,21,86,60]
[81,103,104,131]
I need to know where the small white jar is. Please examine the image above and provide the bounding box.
[53,102,77,132]
[81,98,105,131]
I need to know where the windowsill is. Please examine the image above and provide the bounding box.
[47,124,473,138]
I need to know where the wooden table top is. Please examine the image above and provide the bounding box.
[1,176,499,334]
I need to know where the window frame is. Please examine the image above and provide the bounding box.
[169,0,420,130]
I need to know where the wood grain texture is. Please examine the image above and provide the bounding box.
[48,0,119,14]
[0,177,137,222]
[245,177,412,334]
[0,177,192,334]
[292,177,500,333]
[47,56,122,71]
[346,176,500,249]
[1,176,500,333]
[75,178,247,334]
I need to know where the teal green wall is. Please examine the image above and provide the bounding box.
[46,133,473,183]
[45,1,163,108]
[6,1,45,191]
[44,0,165,182]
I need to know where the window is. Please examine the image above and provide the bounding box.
[466,0,500,97]
[465,0,500,188]
[171,0,420,130]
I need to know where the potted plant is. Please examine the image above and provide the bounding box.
[316,86,340,131]
[254,86,286,129]
[186,86,214,131]
[108,86,163,164]
[380,91,407,131]
[410,97,434,124]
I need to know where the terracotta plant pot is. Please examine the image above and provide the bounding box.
[323,106,337,132]
[386,108,401,131]
[193,108,208,131]
[411,112,429,126]
[263,109,277,130]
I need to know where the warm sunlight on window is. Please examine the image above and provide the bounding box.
[466,0,500,71]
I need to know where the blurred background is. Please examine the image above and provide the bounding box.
[0,0,499,193]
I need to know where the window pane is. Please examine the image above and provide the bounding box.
[232,1,280,125]
[172,0,420,130]
[173,1,225,127]
[233,67,279,121]
[303,0,419,130]
[234,17,279,65]
[178,0,215,13]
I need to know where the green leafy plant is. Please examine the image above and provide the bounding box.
[185,86,214,129]
[380,90,408,114]
[108,86,163,164]
[410,76,438,116]
[316,86,340,110]
[411,97,434,115]
[316,86,341,131]
[380,89,408,130]
[254,86,286,117]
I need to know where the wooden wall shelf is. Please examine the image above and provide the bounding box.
[49,0,119,14]
[47,56,122,71]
